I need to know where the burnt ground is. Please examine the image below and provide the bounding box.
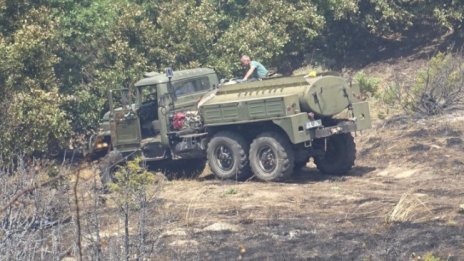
[86,28,463,261]
[62,112,464,261]
[60,33,464,260]
[65,83,464,259]
[69,51,464,259]
[108,113,464,261]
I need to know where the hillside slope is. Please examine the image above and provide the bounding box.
[142,112,464,260]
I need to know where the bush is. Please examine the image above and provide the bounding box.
[383,51,464,116]
[0,89,71,158]
[409,52,464,115]
[353,71,380,97]
[1,0,464,160]
[109,157,162,261]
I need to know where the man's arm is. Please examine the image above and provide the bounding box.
[243,66,256,80]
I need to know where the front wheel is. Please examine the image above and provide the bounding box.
[99,150,124,187]
[207,131,251,180]
[314,133,356,175]
[249,132,294,182]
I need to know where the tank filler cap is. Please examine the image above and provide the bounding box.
[306,71,318,78]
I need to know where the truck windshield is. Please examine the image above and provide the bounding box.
[173,77,210,97]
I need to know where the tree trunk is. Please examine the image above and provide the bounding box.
[124,202,129,261]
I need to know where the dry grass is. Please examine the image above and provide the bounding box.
[388,191,433,223]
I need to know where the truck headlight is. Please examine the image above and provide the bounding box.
[96,142,108,149]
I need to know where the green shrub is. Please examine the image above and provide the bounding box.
[408,52,464,115]
[0,89,71,157]
[1,0,464,160]
[108,157,160,261]
[382,51,464,116]
[223,188,238,196]
[109,157,157,203]
[422,253,443,261]
[354,71,380,97]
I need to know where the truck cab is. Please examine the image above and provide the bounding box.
[90,68,218,163]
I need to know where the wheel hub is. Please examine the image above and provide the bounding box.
[257,146,276,173]
[215,145,234,171]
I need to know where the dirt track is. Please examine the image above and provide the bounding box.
[93,114,454,260]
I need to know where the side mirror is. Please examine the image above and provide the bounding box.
[165,67,176,102]
[165,67,173,79]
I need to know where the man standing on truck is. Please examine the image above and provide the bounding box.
[240,55,269,81]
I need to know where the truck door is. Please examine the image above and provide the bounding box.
[109,89,141,152]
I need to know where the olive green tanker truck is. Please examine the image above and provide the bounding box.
[89,68,371,183]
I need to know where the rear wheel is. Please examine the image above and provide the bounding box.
[314,133,356,175]
[207,131,251,180]
[249,132,294,181]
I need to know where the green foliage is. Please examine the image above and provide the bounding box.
[223,188,238,196]
[2,89,71,156]
[0,6,69,157]
[0,0,463,159]
[109,157,157,208]
[0,6,59,94]
[408,52,464,115]
[211,0,325,76]
[354,71,380,97]
[108,156,159,261]
[422,253,443,261]
[382,51,464,116]
[381,83,400,108]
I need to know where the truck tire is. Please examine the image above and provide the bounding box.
[249,132,294,182]
[155,159,207,179]
[99,150,124,187]
[314,133,356,175]
[207,131,251,180]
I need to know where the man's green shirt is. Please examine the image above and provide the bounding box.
[250,61,268,79]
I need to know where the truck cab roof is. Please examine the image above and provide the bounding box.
[134,68,216,87]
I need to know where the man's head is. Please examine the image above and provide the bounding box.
[240,55,251,66]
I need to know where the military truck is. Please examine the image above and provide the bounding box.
[90,68,371,184]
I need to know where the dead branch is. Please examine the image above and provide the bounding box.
[0,174,64,215]
[74,168,83,261]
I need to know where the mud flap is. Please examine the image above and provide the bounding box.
[351,101,371,131]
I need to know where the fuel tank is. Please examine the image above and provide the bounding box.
[199,74,358,117]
